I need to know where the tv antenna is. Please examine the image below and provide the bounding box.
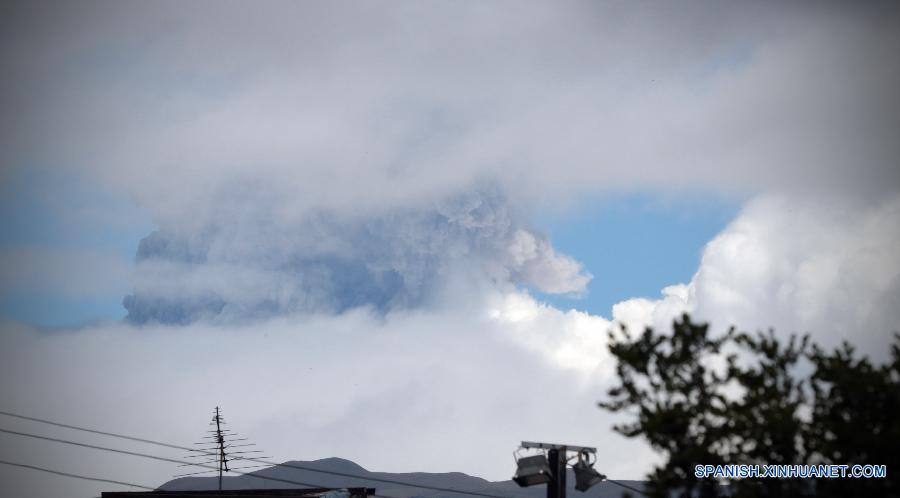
[174,406,271,490]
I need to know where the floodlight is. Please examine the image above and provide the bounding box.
[572,450,605,492]
[513,454,553,487]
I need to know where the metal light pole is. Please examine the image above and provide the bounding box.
[513,441,602,498]
[547,448,567,498]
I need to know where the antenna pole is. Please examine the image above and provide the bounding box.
[174,407,268,482]
[214,406,225,491]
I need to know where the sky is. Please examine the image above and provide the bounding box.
[1,1,899,497]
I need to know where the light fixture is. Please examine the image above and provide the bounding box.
[513,454,554,487]
[572,449,606,492]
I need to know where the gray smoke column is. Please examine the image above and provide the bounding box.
[123,187,590,324]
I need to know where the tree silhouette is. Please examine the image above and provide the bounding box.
[599,315,900,498]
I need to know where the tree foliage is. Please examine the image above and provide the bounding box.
[599,315,900,498]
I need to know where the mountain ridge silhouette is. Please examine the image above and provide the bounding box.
[159,457,644,498]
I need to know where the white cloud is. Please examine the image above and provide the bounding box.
[3,0,897,329]
[0,290,653,498]
[610,193,900,357]
[489,291,612,379]
[611,284,692,335]
[2,192,897,496]
[506,230,591,295]
[3,1,898,228]
[1,2,899,495]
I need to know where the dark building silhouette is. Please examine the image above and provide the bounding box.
[102,488,376,498]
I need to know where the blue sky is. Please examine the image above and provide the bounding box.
[535,193,739,317]
[0,172,738,327]
[0,169,153,326]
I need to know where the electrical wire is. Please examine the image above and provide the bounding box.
[0,427,362,492]
[0,458,154,490]
[605,479,648,497]
[0,410,518,498]
[0,409,647,497]
[0,409,218,457]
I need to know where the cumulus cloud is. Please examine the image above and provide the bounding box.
[611,194,900,357]
[0,291,657,498]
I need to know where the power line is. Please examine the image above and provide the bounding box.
[605,479,647,497]
[0,458,154,490]
[0,411,644,497]
[0,409,216,456]
[0,424,511,498]
[0,427,365,492]
[0,410,517,498]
